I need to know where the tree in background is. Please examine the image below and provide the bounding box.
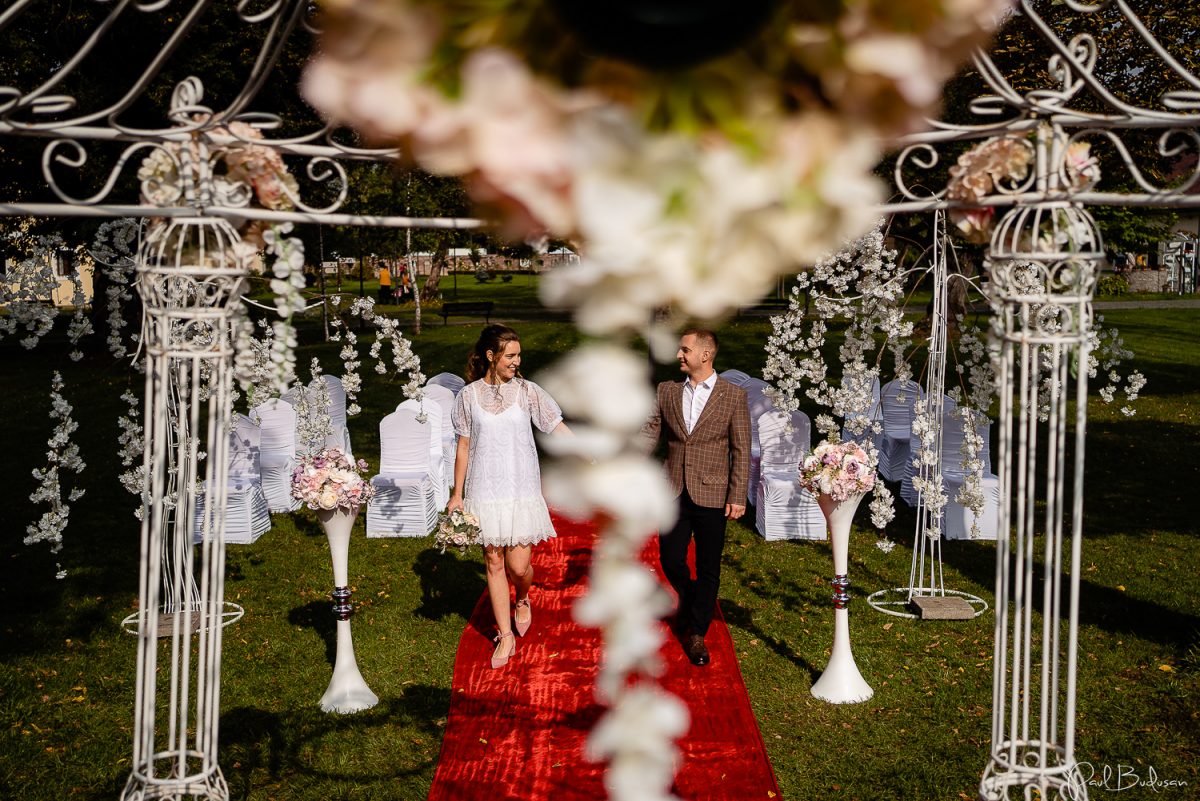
[934,0,1197,251]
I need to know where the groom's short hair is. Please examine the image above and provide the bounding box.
[682,327,718,354]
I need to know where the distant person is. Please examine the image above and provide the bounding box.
[377,265,393,303]
[400,267,413,302]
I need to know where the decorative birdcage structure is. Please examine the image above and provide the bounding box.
[123,213,250,800]
[974,190,1105,800]
[879,2,1200,797]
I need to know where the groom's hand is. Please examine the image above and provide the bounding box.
[725,503,745,520]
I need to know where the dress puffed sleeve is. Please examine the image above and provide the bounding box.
[452,383,473,438]
[523,380,563,433]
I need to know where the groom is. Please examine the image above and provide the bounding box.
[641,328,750,667]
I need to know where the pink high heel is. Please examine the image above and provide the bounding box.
[491,631,515,669]
[514,598,532,637]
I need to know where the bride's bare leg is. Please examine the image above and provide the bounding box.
[506,545,533,600]
[506,545,534,630]
[485,546,514,660]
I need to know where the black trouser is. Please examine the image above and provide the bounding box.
[659,487,727,637]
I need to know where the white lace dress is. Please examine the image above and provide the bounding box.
[452,378,563,547]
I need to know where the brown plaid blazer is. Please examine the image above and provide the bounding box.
[641,376,751,509]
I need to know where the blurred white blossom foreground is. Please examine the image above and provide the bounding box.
[304,2,1013,798]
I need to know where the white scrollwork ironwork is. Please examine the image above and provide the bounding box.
[884,1,1200,215]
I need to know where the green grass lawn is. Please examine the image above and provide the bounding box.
[1,285,1197,800]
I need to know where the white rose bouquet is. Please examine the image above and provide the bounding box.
[432,508,482,555]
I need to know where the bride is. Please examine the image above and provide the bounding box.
[447,324,571,669]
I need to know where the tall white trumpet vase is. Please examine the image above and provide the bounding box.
[811,492,873,704]
[317,505,378,714]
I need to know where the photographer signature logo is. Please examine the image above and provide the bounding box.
[1074,762,1190,793]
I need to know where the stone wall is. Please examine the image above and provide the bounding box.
[1126,269,1170,293]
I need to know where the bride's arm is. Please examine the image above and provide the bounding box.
[447,435,469,513]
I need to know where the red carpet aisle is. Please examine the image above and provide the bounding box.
[427,515,782,801]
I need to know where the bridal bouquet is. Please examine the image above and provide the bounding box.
[800,440,876,502]
[291,447,375,512]
[432,508,481,554]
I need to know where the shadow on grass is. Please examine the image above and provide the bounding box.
[412,548,485,621]
[939,544,1200,650]
[216,684,451,794]
[290,511,330,540]
[1084,418,1200,538]
[877,472,1200,648]
[718,598,821,682]
[287,601,337,666]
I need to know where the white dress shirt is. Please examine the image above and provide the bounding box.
[682,372,716,434]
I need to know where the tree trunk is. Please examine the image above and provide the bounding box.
[422,243,447,303]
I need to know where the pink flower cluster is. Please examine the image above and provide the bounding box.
[432,508,482,554]
[221,121,300,212]
[290,447,374,512]
[947,136,1034,244]
[800,440,876,502]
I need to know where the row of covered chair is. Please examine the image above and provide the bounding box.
[365,377,460,538]
[725,370,1001,542]
[194,371,467,545]
[193,376,349,545]
[721,370,827,542]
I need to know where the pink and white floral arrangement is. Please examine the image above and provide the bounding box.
[290,447,374,512]
[432,508,482,555]
[800,440,877,502]
[947,129,1101,244]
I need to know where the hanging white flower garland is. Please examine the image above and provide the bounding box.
[0,234,79,351]
[763,221,909,540]
[88,219,141,361]
[25,372,86,579]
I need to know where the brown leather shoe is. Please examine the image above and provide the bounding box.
[686,634,710,667]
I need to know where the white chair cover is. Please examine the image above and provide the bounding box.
[194,414,272,544]
[253,398,301,513]
[739,376,770,396]
[427,371,466,396]
[311,374,353,457]
[279,385,301,409]
[421,384,458,495]
[943,473,1000,540]
[366,408,440,537]
[719,369,753,387]
[896,408,1000,540]
[878,379,925,482]
[744,385,778,506]
[754,410,826,540]
[943,409,997,539]
[397,398,448,508]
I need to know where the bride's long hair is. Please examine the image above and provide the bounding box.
[466,324,522,383]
